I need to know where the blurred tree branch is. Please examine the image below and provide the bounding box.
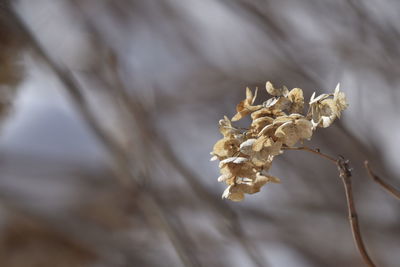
[6,4,203,266]
[365,161,400,200]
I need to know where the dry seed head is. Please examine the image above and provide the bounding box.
[211,82,348,201]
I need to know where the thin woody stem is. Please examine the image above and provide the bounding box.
[284,146,376,267]
[282,146,337,163]
[337,158,376,267]
[364,161,400,200]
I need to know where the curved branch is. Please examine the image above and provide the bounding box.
[282,146,337,163]
[337,158,376,267]
[365,161,400,200]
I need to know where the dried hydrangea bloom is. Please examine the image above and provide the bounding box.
[212,81,348,201]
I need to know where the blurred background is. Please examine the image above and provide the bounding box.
[0,0,399,266]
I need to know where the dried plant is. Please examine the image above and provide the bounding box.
[211,81,347,201]
[2,1,400,266]
[210,82,400,267]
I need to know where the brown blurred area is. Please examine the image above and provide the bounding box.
[0,0,399,266]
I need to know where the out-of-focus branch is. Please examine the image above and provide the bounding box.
[139,194,202,267]
[65,3,268,263]
[108,67,268,267]
[5,4,133,187]
[365,161,400,200]
[7,6,201,267]
[0,192,137,267]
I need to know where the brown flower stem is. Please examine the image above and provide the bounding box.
[284,147,376,267]
[282,146,337,163]
[364,161,400,200]
[337,158,376,267]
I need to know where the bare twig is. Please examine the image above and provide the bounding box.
[365,161,400,200]
[284,146,376,267]
[282,146,337,163]
[337,158,376,267]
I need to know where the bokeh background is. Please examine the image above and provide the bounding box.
[0,0,399,266]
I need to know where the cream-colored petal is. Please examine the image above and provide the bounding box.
[219,116,238,136]
[212,138,239,158]
[253,135,268,152]
[266,81,289,96]
[309,93,330,104]
[222,185,245,201]
[275,121,293,138]
[264,140,283,156]
[217,173,231,182]
[258,124,275,137]
[240,138,257,155]
[333,83,340,95]
[295,119,313,140]
[251,116,274,132]
[251,87,258,104]
[256,172,281,184]
[333,84,348,115]
[288,88,304,113]
[219,157,248,168]
[263,97,279,108]
[275,121,299,147]
[245,87,252,101]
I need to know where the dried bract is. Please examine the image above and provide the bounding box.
[231,87,262,121]
[309,83,348,128]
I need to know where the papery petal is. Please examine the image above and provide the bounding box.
[266,81,289,96]
[219,116,238,136]
[253,135,268,152]
[251,116,274,132]
[217,173,231,182]
[309,93,330,104]
[245,87,253,102]
[258,124,275,136]
[219,157,248,168]
[295,119,313,140]
[263,97,279,108]
[288,88,304,113]
[240,139,257,155]
[222,185,245,202]
[275,121,299,147]
[212,138,239,158]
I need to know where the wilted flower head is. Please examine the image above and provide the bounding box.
[309,84,348,128]
[232,87,262,121]
[211,81,348,201]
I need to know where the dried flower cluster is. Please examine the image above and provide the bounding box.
[211,82,348,201]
